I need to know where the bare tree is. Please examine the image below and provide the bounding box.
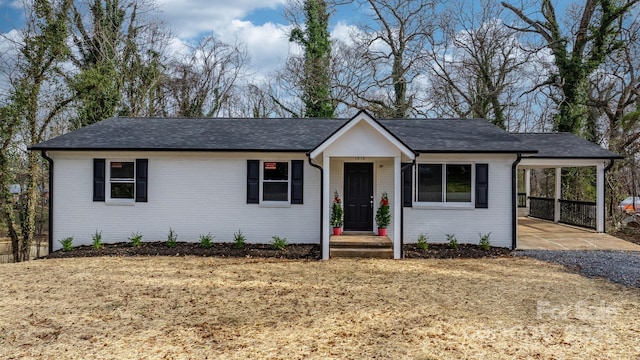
[503,0,640,135]
[587,12,640,219]
[589,14,640,155]
[1,0,74,262]
[426,0,534,129]
[336,0,437,118]
[69,0,169,123]
[160,35,249,117]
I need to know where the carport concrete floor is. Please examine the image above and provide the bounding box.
[518,217,640,251]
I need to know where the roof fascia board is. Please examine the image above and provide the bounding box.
[30,147,311,153]
[519,158,613,168]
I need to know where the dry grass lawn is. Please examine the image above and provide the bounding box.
[1,257,639,359]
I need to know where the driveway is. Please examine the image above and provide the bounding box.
[517,217,640,251]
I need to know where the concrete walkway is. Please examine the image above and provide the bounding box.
[518,217,640,251]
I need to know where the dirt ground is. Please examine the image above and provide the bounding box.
[612,228,640,245]
[1,257,639,359]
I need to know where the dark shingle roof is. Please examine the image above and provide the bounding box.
[31,117,348,152]
[511,133,622,159]
[30,117,621,159]
[379,119,535,153]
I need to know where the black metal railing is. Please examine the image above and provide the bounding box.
[528,197,555,221]
[517,193,527,208]
[559,199,596,229]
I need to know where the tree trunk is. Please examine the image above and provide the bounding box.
[0,151,22,262]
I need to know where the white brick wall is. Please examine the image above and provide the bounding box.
[403,154,516,248]
[50,151,321,250]
[48,150,517,251]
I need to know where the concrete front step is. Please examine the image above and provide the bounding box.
[330,247,394,259]
[330,235,393,259]
[330,239,391,248]
[330,235,392,247]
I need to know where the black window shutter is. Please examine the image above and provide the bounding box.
[136,159,148,202]
[291,160,304,204]
[93,159,105,202]
[247,160,259,204]
[402,163,412,207]
[475,163,489,208]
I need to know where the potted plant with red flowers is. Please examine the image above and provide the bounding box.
[330,191,344,235]
[375,192,390,236]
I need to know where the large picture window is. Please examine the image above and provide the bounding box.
[110,161,135,199]
[417,164,472,203]
[263,161,289,201]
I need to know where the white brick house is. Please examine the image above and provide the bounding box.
[31,111,621,259]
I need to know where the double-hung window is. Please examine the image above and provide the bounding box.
[109,161,135,200]
[417,164,472,203]
[262,162,289,202]
[93,158,148,203]
[247,160,303,205]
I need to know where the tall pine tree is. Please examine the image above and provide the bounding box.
[290,0,334,118]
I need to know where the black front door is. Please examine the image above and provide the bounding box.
[344,163,373,231]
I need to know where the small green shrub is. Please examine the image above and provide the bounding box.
[59,237,73,251]
[129,232,143,247]
[479,232,491,250]
[417,233,429,250]
[233,229,246,249]
[200,233,214,248]
[271,235,288,250]
[167,228,178,248]
[446,233,458,249]
[92,230,103,250]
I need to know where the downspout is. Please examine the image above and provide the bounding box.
[511,153,522,250]
[400,158,416,259]
[307,154,323,258]
[41,150,53,254]
[603,159,615,233]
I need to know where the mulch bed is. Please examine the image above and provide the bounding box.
[43,242,321,260]
[42,241,511,260]
[403,243,512,259]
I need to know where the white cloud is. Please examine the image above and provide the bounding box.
[223,20,297,78]
[331,21,359,46]
[155,0,286,39]
[153,1,295,82]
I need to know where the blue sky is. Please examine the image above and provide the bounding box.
[0,0,573,81]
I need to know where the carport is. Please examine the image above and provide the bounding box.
[511,133,623,248]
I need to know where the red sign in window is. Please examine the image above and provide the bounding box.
[265,162,277,170]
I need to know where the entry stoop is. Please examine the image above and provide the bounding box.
[330,233,393,259]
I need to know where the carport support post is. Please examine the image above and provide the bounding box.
[525,169,531,209]
[596,162,605,233]
[554,167,561,223]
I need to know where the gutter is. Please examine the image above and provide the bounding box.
[307,154,323,259]
[400,159,416,259]
[41,151,54,254]
[603,159,616,233]
[511,153,522,250]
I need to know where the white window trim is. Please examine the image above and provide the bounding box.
[259,160,291,207]
[413,162,475,209]
[106,159,136,204]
